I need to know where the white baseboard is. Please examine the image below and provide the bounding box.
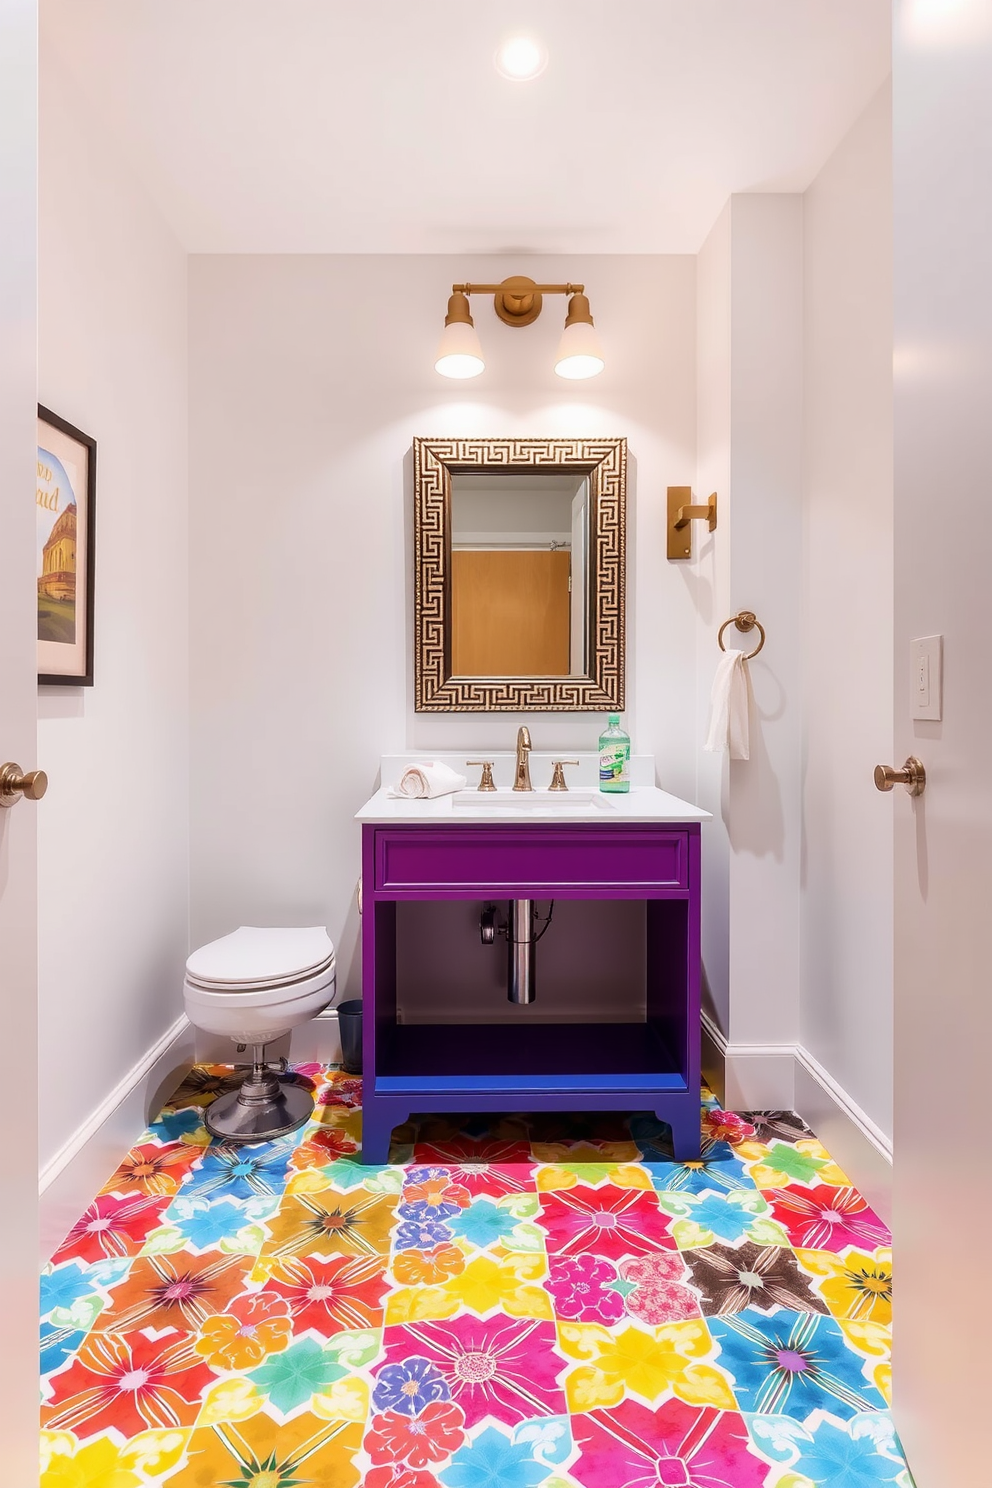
[793,1055,893,1225]
[285,1007,343,1065]
[701,1013,892,1224]
[39,1014,195,1265]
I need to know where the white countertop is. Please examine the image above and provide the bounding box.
[355,785,710,824]
[356,753,710,823]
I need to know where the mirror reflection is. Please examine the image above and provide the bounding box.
[450,472,589,677]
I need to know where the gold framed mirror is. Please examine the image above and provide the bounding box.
[413,437,626,711]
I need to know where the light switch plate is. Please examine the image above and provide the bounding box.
[911,635,942,721]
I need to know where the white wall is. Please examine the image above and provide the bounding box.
[188,254,696,987]
[801,85,893,1138]
[695,204,732,1041]
[37,50,190,1170]
[695,197,804,1065]
[726,197,805,1050]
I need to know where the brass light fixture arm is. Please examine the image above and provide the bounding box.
[674,498,717,532]
[667,486,718,560]
[450,276,589,329]
[453,282,585,297]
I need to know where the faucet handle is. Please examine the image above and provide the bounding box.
[466,760,496,791]
[548,760,580,792]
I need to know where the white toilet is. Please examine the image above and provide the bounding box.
[183,925,336,1143]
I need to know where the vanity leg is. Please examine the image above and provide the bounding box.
[360,1100,400,1165]
[665,1104,702,1163]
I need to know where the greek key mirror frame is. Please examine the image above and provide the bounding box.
[413,436,627,712]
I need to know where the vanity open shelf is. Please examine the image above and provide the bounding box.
[357,789,708,1163]
[374,1022,688,1092]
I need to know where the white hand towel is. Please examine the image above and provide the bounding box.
[388,760,468,799]
[704,649,751,760]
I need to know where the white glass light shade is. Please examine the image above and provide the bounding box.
[435,319,485,379]
[554,319,605,379]
[495,36,548,81]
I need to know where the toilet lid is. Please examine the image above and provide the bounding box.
[186,926,334,986]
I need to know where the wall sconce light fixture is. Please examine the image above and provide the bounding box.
[434,276,605,381]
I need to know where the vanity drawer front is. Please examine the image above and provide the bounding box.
[374,827,688,895]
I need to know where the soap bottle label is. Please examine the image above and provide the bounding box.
[599,744,629,784]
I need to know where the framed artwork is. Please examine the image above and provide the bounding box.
[37,405,96,686]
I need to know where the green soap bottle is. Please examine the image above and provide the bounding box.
[598,713,631,793]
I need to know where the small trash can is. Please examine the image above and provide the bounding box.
[337,999,363,1075]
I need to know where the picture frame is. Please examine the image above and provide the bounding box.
[37,405,96,686]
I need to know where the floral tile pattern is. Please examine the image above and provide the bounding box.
[40,1064,915,1487]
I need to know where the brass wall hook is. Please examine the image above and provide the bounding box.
[667,486,718,560]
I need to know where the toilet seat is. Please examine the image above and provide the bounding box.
[185,926,333,987]
[186,953,336,994]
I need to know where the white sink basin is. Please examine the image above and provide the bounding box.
[451,788,618,813]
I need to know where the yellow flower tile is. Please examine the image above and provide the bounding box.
[796,1246,892,1324]
[120,1430,192,1478]
[383,1283,460,1324]
[40,1435,76,1478]
[285,1167,335,1195]
[260,1188,397,1261]
[167,1416,361,1488]
[312,1376,370,1423]
[442,1249,553,1319]
[195,1377,264,1428]
[557,1320,615,1362]
[312,1106,363,1142]
[536,1161,653,1192]
[611,1164,656,1190]
[531,1140,641,1166]
[41,1437,142,1488]
[744,1139,850,1190]
[560,1319,736,1414]
[839,1316,891,1359]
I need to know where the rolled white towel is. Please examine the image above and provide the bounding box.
[704,649,751,760]
[387,760,468,799]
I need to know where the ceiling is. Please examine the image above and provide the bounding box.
[41,0,891,255]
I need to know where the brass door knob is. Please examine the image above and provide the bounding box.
[874,757,926,797]
[0,762,48,807]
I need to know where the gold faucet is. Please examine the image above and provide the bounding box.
[513,726,533,791]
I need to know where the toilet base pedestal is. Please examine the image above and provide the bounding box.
[204,1057,314,1144]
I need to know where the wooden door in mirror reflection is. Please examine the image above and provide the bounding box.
[452,549,571,675]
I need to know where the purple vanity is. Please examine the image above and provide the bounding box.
[357,769,707,1164]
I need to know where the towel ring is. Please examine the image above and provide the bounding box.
[718,610,766,660]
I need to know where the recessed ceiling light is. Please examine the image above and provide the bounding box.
[494,36,548,82]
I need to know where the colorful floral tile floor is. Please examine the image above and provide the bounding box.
[40,1065,914,1487]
